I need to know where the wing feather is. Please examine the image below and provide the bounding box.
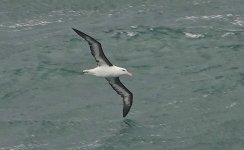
[72,28,113,66]
[106,77,133,117]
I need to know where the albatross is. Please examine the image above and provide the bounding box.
[72,28,133,117]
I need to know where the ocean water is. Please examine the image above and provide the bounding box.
[1,0,244,149]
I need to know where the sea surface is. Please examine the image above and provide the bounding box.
[1,0,244,149]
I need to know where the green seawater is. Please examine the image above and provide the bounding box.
[1,0,244,149]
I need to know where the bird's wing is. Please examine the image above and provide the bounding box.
[106,77,133,117]
[72,28,113,66]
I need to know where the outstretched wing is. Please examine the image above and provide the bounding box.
[106,77,133,117]
[72,28,113,66]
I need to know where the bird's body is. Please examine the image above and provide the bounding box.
[72,28,133,117]
[83,65,132,77]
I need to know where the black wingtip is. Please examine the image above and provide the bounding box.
[123,104,132,117]
[72,28,89,39]
[72,28,79,34]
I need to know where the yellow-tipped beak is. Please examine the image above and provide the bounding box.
[127,72,133,77]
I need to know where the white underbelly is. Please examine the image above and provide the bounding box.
[89,66,118,77]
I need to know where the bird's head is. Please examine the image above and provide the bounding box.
[116,67,133,77]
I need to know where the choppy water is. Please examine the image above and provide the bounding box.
[1,0,244,149]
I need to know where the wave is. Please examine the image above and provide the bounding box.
[178,14,229,21]
[184,32,204,38]
[0,19,63,30]
[0,143,48,150]
[178,14,244,27]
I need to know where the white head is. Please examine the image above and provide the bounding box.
[115,66,133,77]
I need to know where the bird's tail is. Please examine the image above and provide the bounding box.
[82,70,89,74]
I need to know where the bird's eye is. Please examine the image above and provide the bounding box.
[122,70,126,71]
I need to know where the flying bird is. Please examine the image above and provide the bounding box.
[72,28,133,117]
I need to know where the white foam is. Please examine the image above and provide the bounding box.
[126,31,137,37]
[3,19,63,29]
[232,17,244,26]
[179,15,225,21]
[226,102,237,109]
[8,20,52,28]
[226,14,233,17]
[67,140,101,150]
[0,143,48,150]
[202,94,209,98]
[130,25,138,29]
[221,32,235,37]
[184,32,204,38]
[184,16,199,20]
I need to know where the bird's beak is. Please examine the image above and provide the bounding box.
[127,72,133,77]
